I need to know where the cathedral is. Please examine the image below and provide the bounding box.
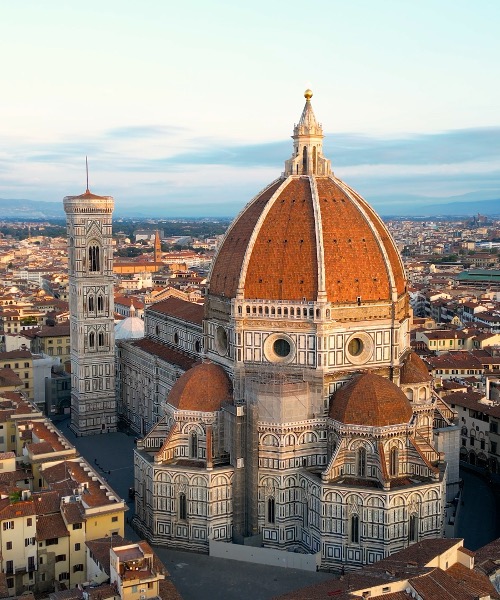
[127,91,459,568]
[65,91,459,569]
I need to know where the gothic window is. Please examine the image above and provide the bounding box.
[302,146,308,173]
[390,447,398,477]
[98,333,104,347]
[97,295,104,311]
[88,296,94,312]
[88,245,100,272]
[357,447,366,477]
[179,493,187,520]
[312,146,317,174]
[267,497,275,524]
[89,332,95,348]
[190,432,198,459]
[351,514,359,543]
[409,514,417,542]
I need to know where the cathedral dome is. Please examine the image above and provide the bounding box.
[115,316,145,340]
[167,362,232,412]
[208,92,406,306]
[329,373,413,427]
[400,351,432,384]
[114,302,145,340]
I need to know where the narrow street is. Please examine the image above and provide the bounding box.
[456,467,500,550]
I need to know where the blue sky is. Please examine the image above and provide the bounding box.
[1,0,500,216]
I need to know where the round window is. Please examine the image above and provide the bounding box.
[348,337,363,356]
[215,326,228,355]
[345,332,373,365]
[264,333,296,364]
[273,338,291,358]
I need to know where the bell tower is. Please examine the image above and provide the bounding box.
[64,183,116,436]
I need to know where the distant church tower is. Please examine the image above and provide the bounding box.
[64,180,116,436]
[154,230,162,266]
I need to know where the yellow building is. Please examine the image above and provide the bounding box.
[29,323,71,372]
[110,542,164,600]
[0,497,37,596]
[0,350,34,400]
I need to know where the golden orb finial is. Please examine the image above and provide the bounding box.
[304,89,313,100]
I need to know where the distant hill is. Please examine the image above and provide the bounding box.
[0,198,65,219]
[375,193,500,217]
[1,194,499,220]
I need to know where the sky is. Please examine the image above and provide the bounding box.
[1,0,500,217]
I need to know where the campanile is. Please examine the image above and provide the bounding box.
[64,186,116,435]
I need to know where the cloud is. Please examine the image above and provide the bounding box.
[0,125,500,216]
[105,125,186,139]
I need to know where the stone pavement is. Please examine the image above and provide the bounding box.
[52,417,334,599]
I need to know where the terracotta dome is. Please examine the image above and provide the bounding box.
[208,93,405,305]
[167,362,232,412]
[400,351,432,384]
[329,373,413,427]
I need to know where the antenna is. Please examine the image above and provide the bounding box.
[86,156,89,192]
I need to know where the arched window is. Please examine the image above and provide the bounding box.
[409,514,417,542]
[179,493,187,520]
[88,296,94,312]
[190,432,198,459]
[351,514,359,543]
[97,295,104,311]
[390,447,398,477]
[88,245,100,272]
[89,332,95,348]
[302,146,308,173]
[312,146,317,174]
[98,333,104,347]
[268,497,275,524]
[406,388,414,401]
[357,447,366,477]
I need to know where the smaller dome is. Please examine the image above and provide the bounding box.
[400,352,431,384]
[167,362,232,412]
[115,316,145,340]
[329,373,413,427]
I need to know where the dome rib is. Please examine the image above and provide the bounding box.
[208,178,283,298]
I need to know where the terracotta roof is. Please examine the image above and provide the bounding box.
[0,350,31,360]
[209,175,406,304]
[33,491,62,515]
[86,534,128,575]
[475,537,500,577]
[426,352,483,370]
[149,297,203,325]
[167,362,232,412]
[0,498,36,519]
[36,513,69,541]
[400,352,432,384]
[0,368,22,387]
[33,324,70,337]
[329,373,413,427]
[131,338,199,371]
[61,501,84,524]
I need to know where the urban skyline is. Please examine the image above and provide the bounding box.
[1,1,500,216]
